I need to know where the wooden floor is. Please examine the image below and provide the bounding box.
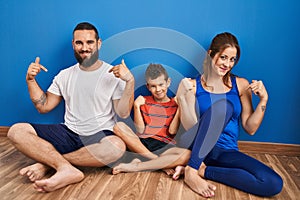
[0,132,299,200]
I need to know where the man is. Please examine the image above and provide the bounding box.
[7,22,134,192]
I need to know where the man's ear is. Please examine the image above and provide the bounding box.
[98,39,102,50]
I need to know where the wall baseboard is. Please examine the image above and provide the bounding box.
[0,126,299,156]
[238,141,300,156]
[0,126,9,137]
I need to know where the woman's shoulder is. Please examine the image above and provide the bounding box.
[235,76,250,94]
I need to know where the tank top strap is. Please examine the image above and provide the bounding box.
[195,75,205,96]
[230,75,239,95]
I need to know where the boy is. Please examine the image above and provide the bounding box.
[113,64,190,179]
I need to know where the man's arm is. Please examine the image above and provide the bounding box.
[27,57,62,113]
[110,59,135,118]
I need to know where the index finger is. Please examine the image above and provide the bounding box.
[40,65,48,72]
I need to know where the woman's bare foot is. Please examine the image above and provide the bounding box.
[172,165,185,180]
[20,163,50,182]
[184,166,216,198]
[33,165,84,192]
[112,158,141,175]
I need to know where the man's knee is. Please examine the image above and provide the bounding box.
[102,135,126,160]
[7,123,35,143]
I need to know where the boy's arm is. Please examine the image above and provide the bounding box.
[134,95,146,133]
[168,103,180,135]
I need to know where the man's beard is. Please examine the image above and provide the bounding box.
[74,50,99,68]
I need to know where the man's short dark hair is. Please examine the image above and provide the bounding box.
[73,22,99,40]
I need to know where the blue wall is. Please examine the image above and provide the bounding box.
[0,0,299,144]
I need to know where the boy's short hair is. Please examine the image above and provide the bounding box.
[145,64,169,82]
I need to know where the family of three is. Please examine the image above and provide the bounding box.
[7,22,283,198]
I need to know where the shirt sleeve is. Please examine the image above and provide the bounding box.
[112,79,126,100]
[47,74,62,96]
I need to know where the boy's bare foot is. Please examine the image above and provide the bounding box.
[163,168,175,176]
[33,165,84,192]
[112,158,141,175]
[184,166,216,198]
[20,163,50,182]
[172,165,185,180]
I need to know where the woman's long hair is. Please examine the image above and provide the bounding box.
[202,32,241,89]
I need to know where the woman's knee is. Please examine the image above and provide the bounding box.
[265,173,283,196]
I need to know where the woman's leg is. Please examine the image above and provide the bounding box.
[204,147,283,197]
[181,99,234,170]
[182,99,234,197]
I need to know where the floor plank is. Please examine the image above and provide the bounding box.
[0,136,299,200]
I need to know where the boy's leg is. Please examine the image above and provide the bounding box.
[113,122,157,159]
[112,147,190,174]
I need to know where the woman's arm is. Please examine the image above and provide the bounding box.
[176,78,197,131]
[237,77,268,135]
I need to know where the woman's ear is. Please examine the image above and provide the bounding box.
[208,50,212,56]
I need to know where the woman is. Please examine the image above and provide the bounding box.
[176,32,283,198]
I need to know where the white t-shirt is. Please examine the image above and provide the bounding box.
[48,61,126,136]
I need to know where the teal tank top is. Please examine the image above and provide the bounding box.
[196,75,242,150]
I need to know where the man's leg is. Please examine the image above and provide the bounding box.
[20,134,126,181]
[113,122,158,159]
[63,135,126,167]
[7,123,84,192]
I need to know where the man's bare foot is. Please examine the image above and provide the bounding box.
[184,166,216,198]
[20,163,50,182]
[172,165,185,180]
[112,158,141,175]
[33,165,84,192]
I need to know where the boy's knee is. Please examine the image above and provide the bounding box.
[113,122,126,134]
